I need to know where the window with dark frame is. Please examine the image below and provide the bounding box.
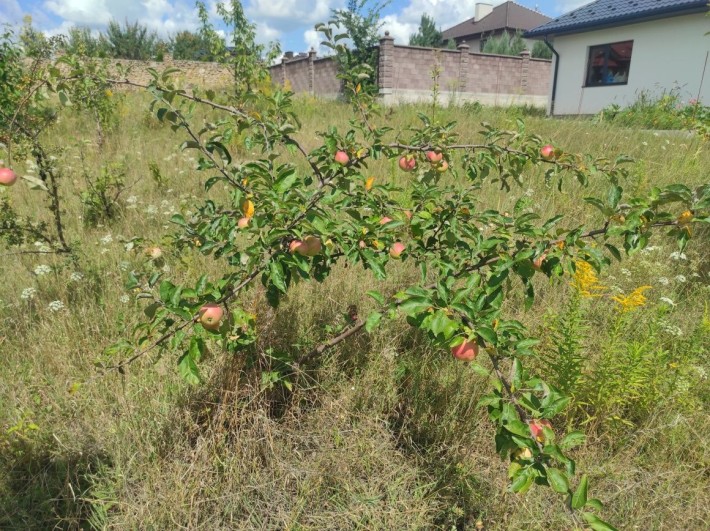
[585,40,633,87]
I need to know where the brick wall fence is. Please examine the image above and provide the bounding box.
[269,33,552,107]
[70,37,550,107]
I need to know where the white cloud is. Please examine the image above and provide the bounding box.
[556,0,591,14]
[0,0,23,25]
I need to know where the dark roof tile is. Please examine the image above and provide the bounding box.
[525,0,708,37]
[442,1,552,40]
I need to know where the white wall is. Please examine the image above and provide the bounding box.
[548,13,710,115]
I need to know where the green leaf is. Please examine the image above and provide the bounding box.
[476,325,497,345]
[582,512,618,531]
[586,498,604,511]
[504,420,530,437]
[269,260,287,293]
[398,296,431,316]
[159,281,176,303]
[274,168,298,195]
[560,431,586,450]
[365,312,382,333]
[572,474,588,509]
[547,468,570,494]
[366,290,385,305]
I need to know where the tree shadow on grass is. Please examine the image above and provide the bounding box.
[0,437,112,530]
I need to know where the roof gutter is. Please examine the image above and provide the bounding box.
[544,36,559,116]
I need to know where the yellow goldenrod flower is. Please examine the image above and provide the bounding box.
[612,285,652,312]
[570,260,607,298]
[365,176,375,191]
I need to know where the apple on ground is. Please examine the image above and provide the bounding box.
[540,144,555,160]
[398,155,416,172]
[0,167,18,186]
[199,303,224,330]
[146,246,163,260]
[451,339,479,361]
[528,419,553,442]
[426,151,443,163]
[334,150,349,165]
[389,242,405,258]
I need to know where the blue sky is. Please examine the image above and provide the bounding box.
[2,1,588,54]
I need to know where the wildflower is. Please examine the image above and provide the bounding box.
[657,277,670,286]
[34,265,52,276]
[620,268,632,277]
[70,272,84,282]
[119,294,130,303]
[612,285,652,312]
[21,287,37,300]
[47,300,65,312]
[100,234,113,245]
[675,275,687,283]
[144,205,158,215]
[669,251,687,261]
[119,261,130,271]
[659,297,676,306]
[126,195,138,205]
[571,260,607,298]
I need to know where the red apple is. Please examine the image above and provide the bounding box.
[451,339,479,361]
[301,235,322,256]
[398,155,416,172]
[199,303,223,330]
[289,240,303,254]
[426,151,443,163]
[334,150,349,165]
[389,242,405,258]
[379,216,392,225]
[0,167,18,186]
[528,419,553,442]
[532,252,547,270]
[237,216,250,229]
[540,144,555,160]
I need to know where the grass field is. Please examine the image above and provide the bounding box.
[1,93,708,530]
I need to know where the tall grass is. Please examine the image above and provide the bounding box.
[1,93,708,529]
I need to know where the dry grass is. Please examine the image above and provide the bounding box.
[1,93,708,530]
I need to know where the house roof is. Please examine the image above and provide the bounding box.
[525,0,709,38]
[442,1,552,41]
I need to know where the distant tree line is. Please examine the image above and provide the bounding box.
[19,16,224,61]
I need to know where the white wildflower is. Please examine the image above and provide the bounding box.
[47,300,65,312]
[657,277,670,286]
[669,251,687,261]
[100,234,113,245]
[162,264,170,273]
[119,294,130,303]
[144,205,158,215]
[34,265,52,276]
[126,195,138,205]
[674,275,687,283]
[119,261,130,271]
[69,272,84,282]
[659,297,676,306]
[21,287,37,300]
[620,268,632,277]
[641,141,648,146]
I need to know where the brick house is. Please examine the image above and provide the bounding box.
[442,1,552,52]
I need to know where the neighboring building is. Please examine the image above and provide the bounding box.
[442,2,552,51]
[525,0,710,115]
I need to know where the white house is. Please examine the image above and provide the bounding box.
[525,0,710,115]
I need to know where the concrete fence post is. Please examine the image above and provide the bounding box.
[457,42,470,93]
[519,49,530,94]
[378,31,395,101]
[308,48,316,95]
